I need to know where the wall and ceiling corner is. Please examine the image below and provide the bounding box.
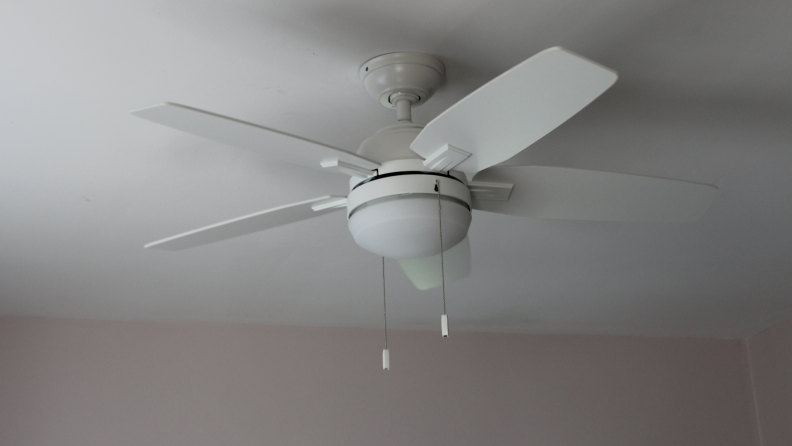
[746,317,792,446]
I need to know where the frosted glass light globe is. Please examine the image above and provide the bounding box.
[348,195,471,260]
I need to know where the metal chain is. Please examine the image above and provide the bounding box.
[436,181,446,315]
[382,256,387,349]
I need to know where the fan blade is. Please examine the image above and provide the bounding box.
[398,237,471,290]
[471,166,717,222]
[410,47,617,175]
[132,103,379,173]
[145,196,347,251]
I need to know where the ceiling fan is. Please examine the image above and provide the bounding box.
[133,47,717,291]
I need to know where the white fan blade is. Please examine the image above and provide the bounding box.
[398,237,471,290]
[145,196,347,251]
[471,166,717,222]
[410,47,617,175]
[132,103,379,173]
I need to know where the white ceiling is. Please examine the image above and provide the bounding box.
[2,0,792,339]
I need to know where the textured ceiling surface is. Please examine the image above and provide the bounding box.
[2,0,791,338]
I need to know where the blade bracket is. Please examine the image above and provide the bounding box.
[321,158,377,179]
[311,196,348,212]
[422,144,471,172]
[467,181,514,201]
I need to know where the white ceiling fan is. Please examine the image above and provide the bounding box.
[133,47,717,290]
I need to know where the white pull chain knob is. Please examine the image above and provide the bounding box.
[381,257,390,370]
[436,180,449,338]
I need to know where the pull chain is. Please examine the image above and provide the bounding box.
[435,180,449,338]
[382,257,390,370]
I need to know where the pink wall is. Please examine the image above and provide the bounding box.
[0,317,758,446]
[748,317,792,446]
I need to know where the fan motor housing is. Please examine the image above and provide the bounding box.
[357,123,425,163]
[347,163,471,260]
